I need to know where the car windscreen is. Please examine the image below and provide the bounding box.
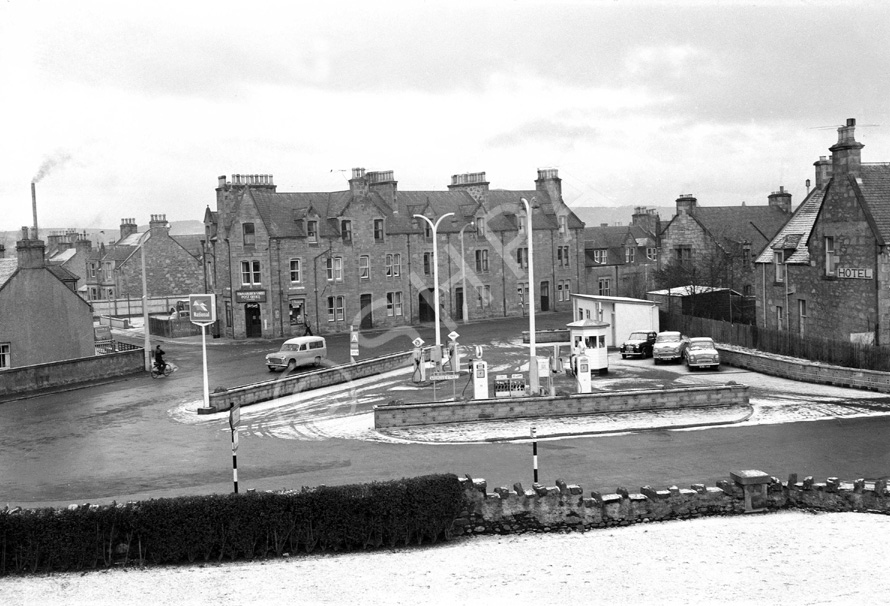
[627,332,648,340]
[688,341,713,350]
[656,335,679,343]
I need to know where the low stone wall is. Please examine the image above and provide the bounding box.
[374,383,748,428]
[451,472,890,537]
[205,350,415,412]
[0,350,145,399]
[718,346,890,392]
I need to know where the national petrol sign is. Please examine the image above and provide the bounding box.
[189,293,217,325]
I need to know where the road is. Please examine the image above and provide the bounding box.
[2,312,889,509]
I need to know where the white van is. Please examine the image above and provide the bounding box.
[265,336,327,371]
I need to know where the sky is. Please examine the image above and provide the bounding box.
[2,0,890,234]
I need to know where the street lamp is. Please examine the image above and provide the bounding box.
[520,197,539,395]
[459,221,475,325]
[414,212,455,362]
[137,231,152,371]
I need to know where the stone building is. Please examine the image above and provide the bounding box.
[584,207,660,299]
[755,119,890,344]
[205,169,586,339]
[0,229,95,369]
[657,188,790,321]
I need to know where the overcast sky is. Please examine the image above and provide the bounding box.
[2,0,889,234]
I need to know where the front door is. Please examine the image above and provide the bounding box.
[455,287,464,321]
[418,289,435,323]
[540,281,550,312]
[245,303,262,338]
[360,294,373,329]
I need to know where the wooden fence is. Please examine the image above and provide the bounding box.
[660,311,890,372]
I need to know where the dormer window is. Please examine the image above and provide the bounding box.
[775,250,786,283]
[558,215,567,235]
[424,223,432,240]
[341,220,352,242]
[476,217,486,240]
[374,219,385,242]
[242,223,255,246]
[307,220,318,244]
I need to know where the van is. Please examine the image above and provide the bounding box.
[265,336,327,371]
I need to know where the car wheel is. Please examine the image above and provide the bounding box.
[621,354,627,359]
[286,359,297,372]
[268,365,275,372]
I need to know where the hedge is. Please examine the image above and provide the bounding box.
[0,473,463,575]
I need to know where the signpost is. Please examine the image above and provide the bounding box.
[412,337,425,383]
[531,426,538,483]
[189,294,216,410]
[229,401,240,493]
[350,325,359,363]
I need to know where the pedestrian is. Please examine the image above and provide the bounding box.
[304,321,313,336]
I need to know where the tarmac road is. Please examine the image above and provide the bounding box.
[2,312,890,509]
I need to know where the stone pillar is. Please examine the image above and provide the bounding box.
[730,469,771,513]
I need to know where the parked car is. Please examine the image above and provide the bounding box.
[652,331,690,364]
[684,337,720,370]
[265,336,327,371]
[619,330,658,359]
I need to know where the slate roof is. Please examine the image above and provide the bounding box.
[46,264,79,284]
[755,186,825,265]
[172,234,204,259]
[856,164,890,242]
[49,248,76,263]
[0,258,16,288]
[683,204,790,255]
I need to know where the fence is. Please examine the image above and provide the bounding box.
[660,311,890,372]
[94,340,143,355]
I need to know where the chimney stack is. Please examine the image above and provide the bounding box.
[448,171,489,203]
[120,218,139,241]
[535,168,562,201]
[676,194,697,215]
[16,225,46,269]
[768,186,792,213]
[829,118,864,177]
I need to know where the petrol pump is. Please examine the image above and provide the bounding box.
[575,353,592,393]
[472,359,489,399]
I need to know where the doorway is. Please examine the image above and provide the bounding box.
[360,294,373,329]
[455,287,464,321]
[418,289,435,323]
[245,303,262,338]
[540,281,550,312]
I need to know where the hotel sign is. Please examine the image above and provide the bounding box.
[837,267,873,279]
[235,290,267,302]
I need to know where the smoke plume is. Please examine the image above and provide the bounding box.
[32,151,72,183]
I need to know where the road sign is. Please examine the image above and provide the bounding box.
[430,373,459,381]
[412,337,425,348]
[229,402,240,430]
[350,328,359,357]
[350,347,360,356]
[189,293,217,325]
[448,331,460,341]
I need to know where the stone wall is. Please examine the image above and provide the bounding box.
[718,345,890,392]
[451,472,890,537]
[0,349,145,398]
[205,350,414,412]
[374,383,748,428]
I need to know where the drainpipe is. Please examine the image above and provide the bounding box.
[761,263,767,326]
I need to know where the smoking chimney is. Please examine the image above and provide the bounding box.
[31,182,39,241]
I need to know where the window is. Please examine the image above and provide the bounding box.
[625,247,635,264]
[0,343,9,369]
[242,223,255,246]
[518,284,526,308]
[241,260,261,285]
[558,215,567,235]
[307,220,318,244]
[89,262,97,278]
[327,296,345,322]
[598,277,612,296]
[476,217,486,240]
[518,211,526,233]
[106,287,114,299]
[423,252,433,275]
[386,291,403,316]
[385,253,401,277]
[676,246,692,266]
[646,247,658,261]
[225,301,233,326]
[557,282,563,301]
[776,305,784,331]
[775,250,785,283]
[825,236,837,276]
[423,223,432,240]
[326,257,343,282]
[341,220,352,242]
[558,246,570,268]
[516,247,528,269]
[564,280,571,296]
[593,249,608,264]
[475,249,489,272]
[374,219,385,242]
[289,300,304,325]
[359,255,370,279]
[476,285,491,309]
[289,259,302,283]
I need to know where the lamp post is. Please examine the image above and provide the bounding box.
[520,197,539,395]
[137,231,151,371]
[459,221,475,325]
[414,212,455,362]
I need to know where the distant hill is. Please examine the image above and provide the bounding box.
[0,220,205,255]
[568,205,675,228]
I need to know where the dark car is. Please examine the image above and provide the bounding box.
[619,330,658,359]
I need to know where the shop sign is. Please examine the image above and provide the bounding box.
[236,290,267,302]
[837,267,873,279]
